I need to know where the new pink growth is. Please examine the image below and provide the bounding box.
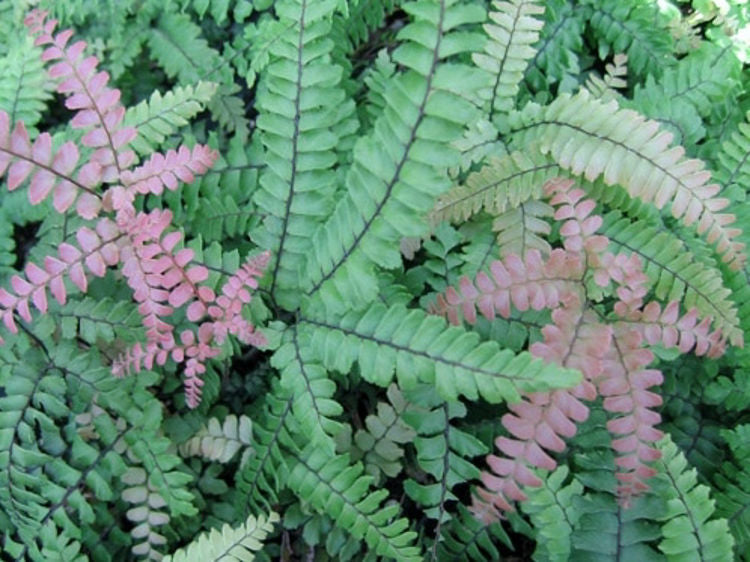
[0,10,266,408]
[431,178,728,518]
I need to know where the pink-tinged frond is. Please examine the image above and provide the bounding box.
[618,300,725,358]
[430,248,583,325]
[0,112,102,217]
[25,9,135,180]
[473,305,604,514]
[599,326,664,505]
[119,145,219,201]
[0,221,123,330]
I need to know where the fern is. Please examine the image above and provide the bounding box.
[473,0,545,125]
[653,436,735,561]
[510,90,746,269]
[0,34,52,133]
[163,511,279,562]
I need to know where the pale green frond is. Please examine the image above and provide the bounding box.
[163,511,279,562]
[123,81,218,155]
[492,199,552,258]
[510,90,746,269]
[473,0,545,124]
[179,414,253,465]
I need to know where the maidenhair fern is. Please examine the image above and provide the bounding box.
[0,0,747,560]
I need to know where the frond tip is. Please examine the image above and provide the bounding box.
[163,511,279,562]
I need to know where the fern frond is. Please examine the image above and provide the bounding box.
[520,465,582,561]
[270,327,343,454]
[0,34,52,132]
[583,0,674,78]
[179,414,253,465]
[431,149,559,226]
[584,53,628,102]
[712,427,750,556]
[602,212,741,346]
[714,110,750,196]
[163,511,279,562]
[288,446,422,560]
[300,301,581,403]
[235,380,295,513]
[653,436,735,561]
[54,296,142,345]
[251,0,354,309]
[510,90,746,269]
[121,464,170,559]
[349,383,417,483]
[523,0,584,93]
[570,452,665,560]
[437,503,512,561]
[493,200,552,258]
[301,0,488,311]
[473,0,545,123]
[402,385,487,556]
[123,81,218,156]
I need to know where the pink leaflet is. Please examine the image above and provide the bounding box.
[7,160,33,190]
[53,180,77,212]
[29,170,55,204]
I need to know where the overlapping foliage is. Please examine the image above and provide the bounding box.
[0,0,749,560]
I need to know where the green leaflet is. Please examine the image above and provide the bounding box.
[299,302,581,403]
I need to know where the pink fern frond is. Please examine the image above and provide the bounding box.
[25,9,135,181]
[120,145,218,198]
[600,326,664,506]
[430,249,584,325]
[0,111,103,216]
[0,222,123,332]
[472,304,605,513]
[619,300,725,357]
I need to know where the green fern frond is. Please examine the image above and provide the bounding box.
[288,446,422,560]
[0,34,52,133]
[123,81,218,156]
[431,149,559,226]
[523,0,584,94]
[653,436,735,561]
[492,199,552,258]
[510,90,746,269]
[299,302,581,403]
[583,0,674,78]
[474,0,545,124]
[601,211,742,346]
[179,415,253,465]
[714,110,750,197]
[235,380,295,513]
[163,511,279,562]
[520,466,583,562]
[53,297,142,346]
[570,451,665,561]
[271,327,344,454]
[402,385,487,555]
[301,0,488,311]
[436,503,512,561]
[251,0,355,309]
[584,53,628,102]
[346,383,417,484]
[713,426,750,556]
